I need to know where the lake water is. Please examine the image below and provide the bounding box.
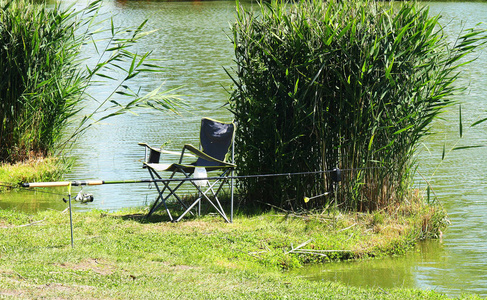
[1,1,487,297]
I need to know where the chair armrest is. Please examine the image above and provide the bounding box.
[139,142,196,164]
[139,142,162,163]
[183,144,236,167]
[138,142,162,153]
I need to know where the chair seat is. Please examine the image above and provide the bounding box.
[144,163,232,173]
[144,163,182,172]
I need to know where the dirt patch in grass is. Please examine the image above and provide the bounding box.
[0,289,23,298]
[57,258,117,276]
[0,275,96,299]
[22,283,98,300]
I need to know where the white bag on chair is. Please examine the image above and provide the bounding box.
[193,167,208,187]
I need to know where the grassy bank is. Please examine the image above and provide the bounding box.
[0,199,469,299]
[0,157,65,192]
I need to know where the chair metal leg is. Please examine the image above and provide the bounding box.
[147,168,173,220]
[189,176,230,223]
[230,167,234,223]
[148,180,188,218]
[147,167,196,220]
[146,166,234,223]
[175,197,202,222]
[207,183,226,219]
[198,191,201,216]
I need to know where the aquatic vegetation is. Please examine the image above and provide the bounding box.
[229,0,487,211]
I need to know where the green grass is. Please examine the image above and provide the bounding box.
[0,199,466,299]
[0,157,66,191]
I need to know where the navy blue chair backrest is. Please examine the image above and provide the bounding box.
[196,118,234,167]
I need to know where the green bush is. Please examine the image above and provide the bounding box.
[229,0,486,211]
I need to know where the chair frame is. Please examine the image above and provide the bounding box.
[139,118,236,222]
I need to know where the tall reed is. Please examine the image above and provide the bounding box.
[0,0,180,163]
[0,1,78,162]
[229,0,487,211]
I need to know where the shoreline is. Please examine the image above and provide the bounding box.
[0,201,464,299]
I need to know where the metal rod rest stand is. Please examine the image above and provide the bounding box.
[68,192,74,248]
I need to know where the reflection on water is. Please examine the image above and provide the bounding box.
[2,0,487,297]
[418,2,487,297]
[0,188,71,212]
[294,240,447,290]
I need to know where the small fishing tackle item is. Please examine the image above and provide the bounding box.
[74,190,94,203]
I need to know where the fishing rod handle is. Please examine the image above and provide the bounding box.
[23,180,104,188]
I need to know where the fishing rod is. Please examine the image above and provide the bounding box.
[22,169,346,188]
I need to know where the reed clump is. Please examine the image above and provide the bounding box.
[0,0,181,164]
[0,0,80,162]
[229,0,487,211]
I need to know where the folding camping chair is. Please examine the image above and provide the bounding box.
[139,118,236,222]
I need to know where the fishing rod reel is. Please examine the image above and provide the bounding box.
[75,190,94,203]
[63,189,94,204]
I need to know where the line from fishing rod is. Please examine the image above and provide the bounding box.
[103,166,380,183]
[25,170,338,187]
[22,167,381,188]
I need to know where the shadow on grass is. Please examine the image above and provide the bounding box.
[109,193,290,224]
[111,200,222,224]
